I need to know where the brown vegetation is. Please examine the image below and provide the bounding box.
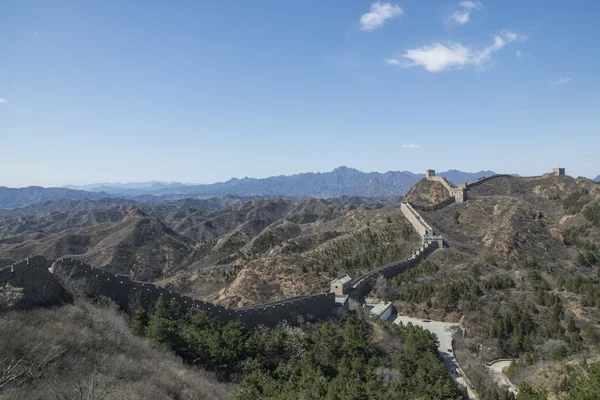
[0,300,232,399]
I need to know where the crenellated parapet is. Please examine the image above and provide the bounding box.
[48,257,336,328]
[0,256,72,308]
[346,240,440,301]
[425,170,467,202]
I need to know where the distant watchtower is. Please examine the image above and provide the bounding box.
[426,169,436,178]
[552,168,566,176]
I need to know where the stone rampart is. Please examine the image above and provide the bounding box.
[408,196,456,212]
[465,174,511,189]
[0,256,49,285]
[347,241,439,301]
[400,202,434,237]
[428,176,456,191]
[1,256,71,308]
[49,257,336,328]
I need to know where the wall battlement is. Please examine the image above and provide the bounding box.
[465,174,511,189]
[425,172,467,202]
[1,256,71,308]
[400,202,434,238]
[46,257,336,328]
[408,197,455,212]
[3,194,448,329]
[0,256,50,285]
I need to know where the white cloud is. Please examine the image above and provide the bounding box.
[360,2,403,32]
[550,77,572,86]
[387,31,523,72]
[516,50,522,58]
[401,144,420,149]
[0,98,6,104]
[451,11,470,24]
[460,1,483,10]
[450,1,482,25]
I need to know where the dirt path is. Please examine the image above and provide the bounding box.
[487,360,518,395]
[389,314,478,399]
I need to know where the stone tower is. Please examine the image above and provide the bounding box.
[425,169,436,178]
[552,168,566,176]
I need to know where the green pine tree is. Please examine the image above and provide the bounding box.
[131,306,149,336]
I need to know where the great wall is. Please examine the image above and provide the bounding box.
[0,168,566,330]
[0,190,445,328]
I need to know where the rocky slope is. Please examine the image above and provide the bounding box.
[0,300,231,399]
[403,178,450,205]
[0,209,196,281]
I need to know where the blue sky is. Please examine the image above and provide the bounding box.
[1,0,599,187]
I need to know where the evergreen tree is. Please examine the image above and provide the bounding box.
[130,306,149,336]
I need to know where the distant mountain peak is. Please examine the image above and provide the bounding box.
[123,208,148,221]
[332,166,360,173]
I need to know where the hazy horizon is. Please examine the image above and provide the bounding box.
[3,165,596,190]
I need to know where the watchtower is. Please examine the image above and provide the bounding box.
[552,168,565,176]
[426,169,436,178]
[330,274,352,296]
[450,187,467,203]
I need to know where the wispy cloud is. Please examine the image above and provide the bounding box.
[450,1,482,25]
[360,2,403,32]
[386,31,524,72]
[401,144,420,149]
[550,77,572,86]
[516,50,522,58]
[0,98,6,104]
[460,0,483,10]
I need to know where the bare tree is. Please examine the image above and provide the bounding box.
[0,283,24,312]
[50,363,115,400]
[0,357,24,389]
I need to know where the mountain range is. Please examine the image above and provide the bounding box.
[63,167,497,197]
[1,167,496,209]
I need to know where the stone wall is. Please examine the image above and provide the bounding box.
[0,257,72,308]
[3,197,446,328]
[408,197,456,212]
[50,257,336,328]
[347,241,439,301]
[428,175,455,191]
[426,174,466,202]
[465,174,511,189]
[400,202,434,237]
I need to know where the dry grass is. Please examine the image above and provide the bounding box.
[0,300,232,399]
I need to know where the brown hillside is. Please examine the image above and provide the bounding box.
[0,209,197,282]
[0,300,231,399]
[403,178,450,206]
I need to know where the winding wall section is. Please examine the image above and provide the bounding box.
[2,196,445,329]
